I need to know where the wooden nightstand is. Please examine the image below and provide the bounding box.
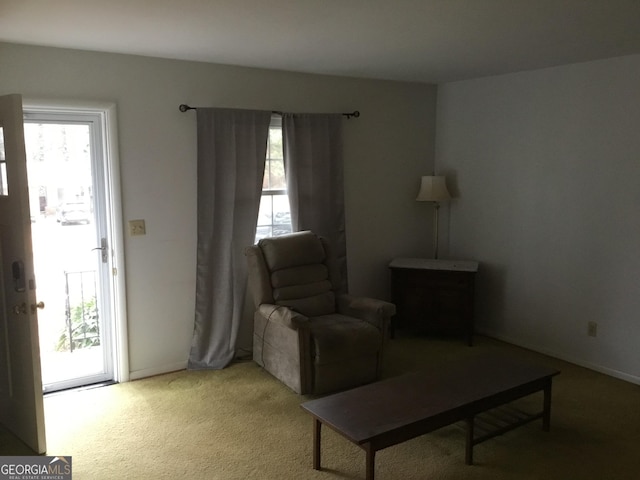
[389,258,478,345]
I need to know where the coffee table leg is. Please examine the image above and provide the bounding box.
[313,419,322,470]
[364,443,376,480]
[465,417,475,465]
[543,380,553,431]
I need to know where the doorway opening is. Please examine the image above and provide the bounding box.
[23,102,128,393]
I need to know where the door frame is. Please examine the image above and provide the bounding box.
[24,98,129,385]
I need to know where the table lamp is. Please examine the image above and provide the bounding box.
[416,175,451,259]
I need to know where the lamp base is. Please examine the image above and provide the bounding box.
[433,203,440,259]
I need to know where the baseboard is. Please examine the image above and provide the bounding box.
[129,361,188,381]
[478,328,640,386]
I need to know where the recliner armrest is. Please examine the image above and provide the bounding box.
[336,294,396,330]
[257,304,310,330]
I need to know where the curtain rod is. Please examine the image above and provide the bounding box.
[178,104,360,119]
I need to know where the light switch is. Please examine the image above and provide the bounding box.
[129,219,146,236]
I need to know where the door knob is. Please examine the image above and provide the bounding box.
[31,301,45,313]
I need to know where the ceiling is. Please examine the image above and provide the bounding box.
[2,0,640,84]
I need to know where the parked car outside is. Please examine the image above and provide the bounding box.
[255,226,271,242]
[56,202,91,225]
[272,225,292,237]
[274,211,291,224]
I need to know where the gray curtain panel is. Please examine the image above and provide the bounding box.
[188,108,271,369]
[282,113,347,292]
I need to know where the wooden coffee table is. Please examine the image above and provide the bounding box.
[300,353,560,480]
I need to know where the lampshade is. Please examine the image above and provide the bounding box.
[415,175,451,202]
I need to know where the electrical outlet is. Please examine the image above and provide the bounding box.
[129,219,146,236]
[587,321,598,337]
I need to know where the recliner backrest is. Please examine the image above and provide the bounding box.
[257,231,337,317]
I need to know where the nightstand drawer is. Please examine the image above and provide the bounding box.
[393,268,472,288]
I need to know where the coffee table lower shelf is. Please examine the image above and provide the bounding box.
[301,353,560,480]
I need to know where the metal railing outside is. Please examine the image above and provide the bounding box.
[63,270,100,352]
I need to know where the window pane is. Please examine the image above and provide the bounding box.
[264,125,285,190]
[267,158,286,190]
[256,195,273,227]
[272,194,292,236]
[269,127,282,159]
[0,126,7,196]
[272,195,291,225]
[0,163,7,196]
[255,225,271,242]
[0,127,5,161]
[255,119,291,243]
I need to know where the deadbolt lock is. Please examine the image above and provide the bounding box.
[12,303,27,315]
[31,301,45,314]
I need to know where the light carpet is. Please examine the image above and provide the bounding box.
[2,335,640,479]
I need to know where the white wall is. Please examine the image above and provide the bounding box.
[436,55,640,384]
[1,42,437,379]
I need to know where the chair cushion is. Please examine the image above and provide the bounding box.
[276,291,336,317]
[259,231,325,271]
[273,280,333,303]
[271,262,335,316]
[309,314,382,366]
[261,232,336,316]
[271,264,329,288]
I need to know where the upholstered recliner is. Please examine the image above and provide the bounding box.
[245,231,395,395]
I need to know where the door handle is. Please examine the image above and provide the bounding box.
[92,238,108,263]
[31,301,45,314]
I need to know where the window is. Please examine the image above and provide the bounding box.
[255,116,292,242]
[0,126,8,196]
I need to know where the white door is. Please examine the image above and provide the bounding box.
[23,111,115,393]
[0,94,46,453]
